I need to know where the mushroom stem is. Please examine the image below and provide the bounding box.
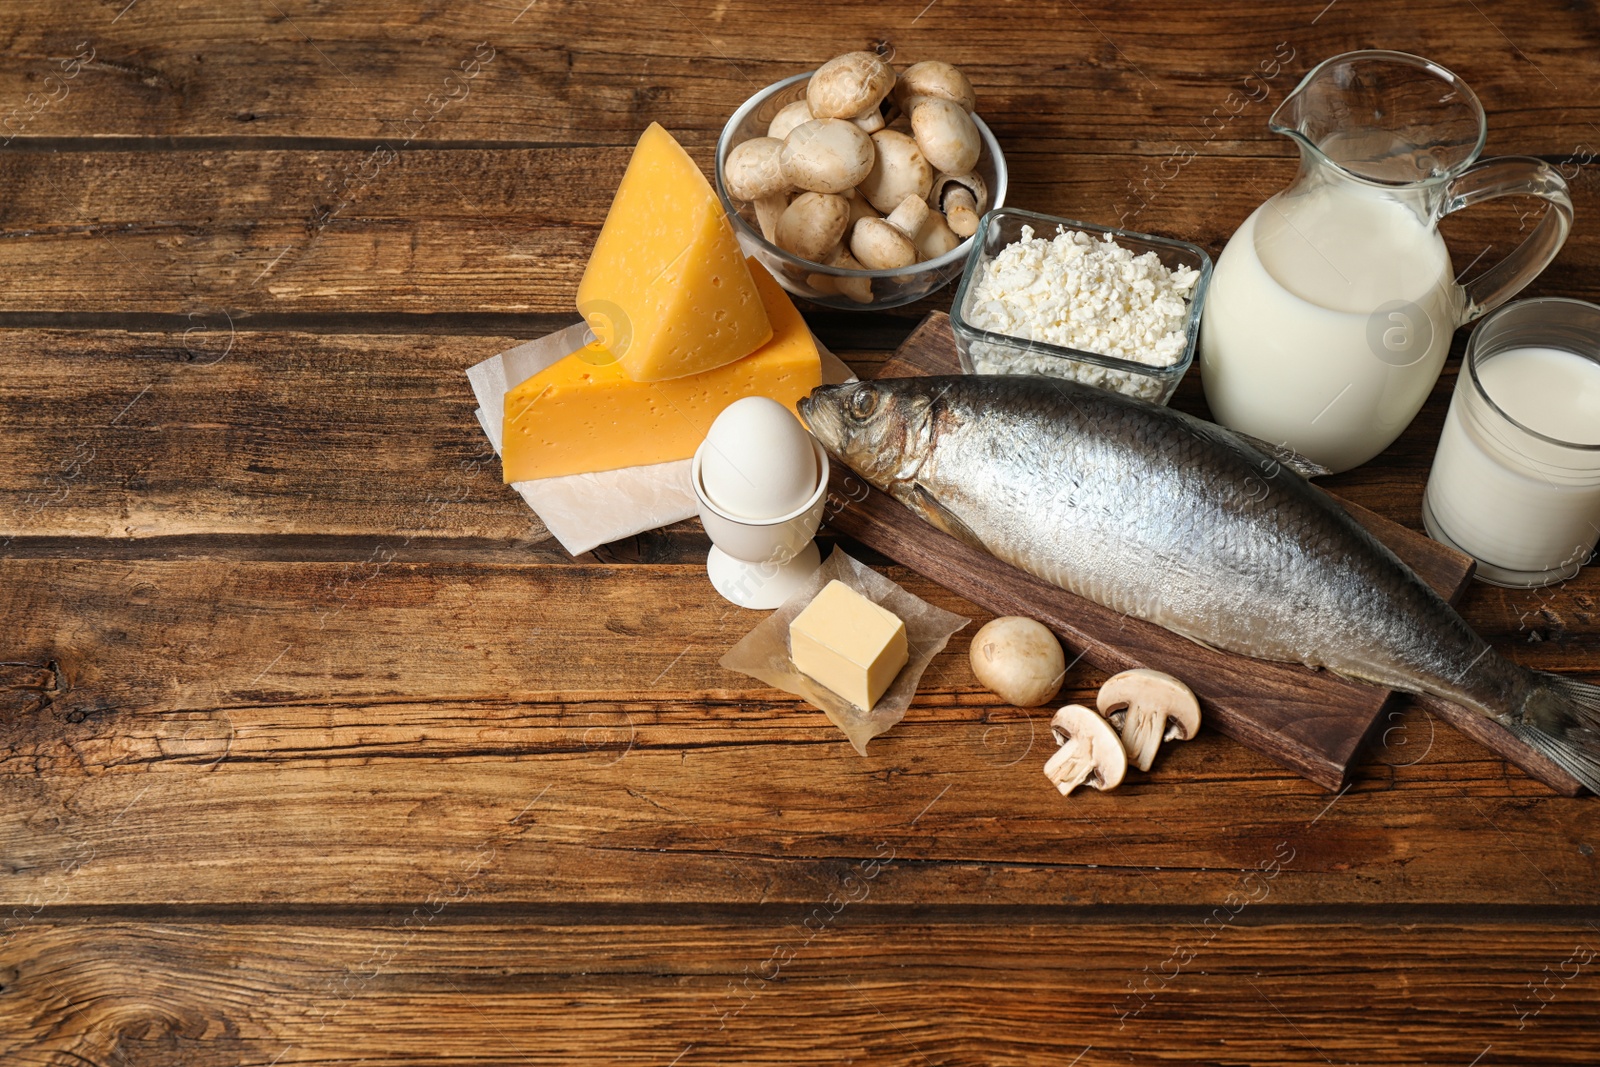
[822,246,873,303]
[753,194,789,243]
[941,185,980,237]
[1043,743,1096,795]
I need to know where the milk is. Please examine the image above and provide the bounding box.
[1200,181,1460,473]
[1424,345,1600,582]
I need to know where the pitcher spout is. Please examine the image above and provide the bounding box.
[1266,50,1486,186]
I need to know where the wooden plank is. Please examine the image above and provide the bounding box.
[0,328,541,542]
[0,0,1596,150]
[2,919,1598,1064]
[0,150,1588,315]
[5,557,1599,908]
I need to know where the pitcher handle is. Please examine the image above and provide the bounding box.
[1443,156,1573,323]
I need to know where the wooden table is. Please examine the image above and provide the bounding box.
[3,3,1598,1063]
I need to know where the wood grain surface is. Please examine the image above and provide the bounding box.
[3,0,1600,1063]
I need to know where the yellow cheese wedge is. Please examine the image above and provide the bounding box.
[576,122,772,383]
[502,264,821,483]
[789,580,909,712]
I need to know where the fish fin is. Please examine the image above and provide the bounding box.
[1508,672,1600,794]
[1164,625,1224,655]
[907,483,985,548]
[1230,431,1334,480]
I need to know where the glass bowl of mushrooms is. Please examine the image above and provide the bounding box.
[715,57,1007,311]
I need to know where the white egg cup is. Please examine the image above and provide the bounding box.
[692,437,830,610]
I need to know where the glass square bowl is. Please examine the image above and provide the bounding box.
[949,207,1212,404]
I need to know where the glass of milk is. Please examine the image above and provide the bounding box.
[1423,298,1600,588]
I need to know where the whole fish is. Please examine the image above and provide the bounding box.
[799,375,1600,792]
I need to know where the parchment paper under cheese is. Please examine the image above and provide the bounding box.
[466,322,853,556]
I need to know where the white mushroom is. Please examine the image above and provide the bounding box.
[809,245,873,304]
[851,106,887,134]
[849,194,928,270]
[894,60,977,114]
[806,51,896,120]
[1096,669,1202,773]
[767,99,815,141]
[914,210,962,260]
[856,129,933,214]
[929,171,988,238]
[968,616,1066,706]
[1044,704,1128,796]
[723,136,793,242]
[775,191,850,261]
[910,97,981,177]
[845,191,880,228]
[780,119,875,194]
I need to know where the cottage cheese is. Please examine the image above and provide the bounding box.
[963,225,1200,400]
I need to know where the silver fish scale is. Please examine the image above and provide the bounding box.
[889,376,1513,707]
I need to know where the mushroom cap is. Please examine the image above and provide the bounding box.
[856,129,934,214]
[767,99,815,141]
[930,170,988,212]
[968,615,1065,707]
[775,191,851,262]
[895,60,977,113]
[910,97,981,177]
[930,171,987,238]
[1096,668,1201,773]
[850,216,917,270]
[1044,704,1127,795]
[723,136,789,201]
[780,119,875,194]
[806,51,896,120]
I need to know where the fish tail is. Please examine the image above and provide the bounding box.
[1507,672,1600,794]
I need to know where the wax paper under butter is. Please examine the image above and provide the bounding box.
[720,549,969,755]
[465,322,854,556]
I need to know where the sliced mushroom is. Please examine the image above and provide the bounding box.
[856,129,933,214]
[894,60,977,114]
[1096,668,1201,773]
[780,119,875,194]
[767,99,815,141]
[723,136,793,241]
[930,172,988,238]
[910,97,981,177]
[914,210,962,259]
[1044,704,1128,795]
[850,194,927,270]
[806,51,895,120]
[775,191,850,261]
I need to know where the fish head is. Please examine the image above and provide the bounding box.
[798,379,935,490]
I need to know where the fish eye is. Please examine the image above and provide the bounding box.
[847,388,878,420]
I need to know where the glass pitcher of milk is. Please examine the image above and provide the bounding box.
[1200,50,1573,473]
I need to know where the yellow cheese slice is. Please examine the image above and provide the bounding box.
[576,122,773,383]
[502,264,821,483]
[789,580,909,712]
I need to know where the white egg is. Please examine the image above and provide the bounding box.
[700,396,819,519]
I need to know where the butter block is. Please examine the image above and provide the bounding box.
[502,262,821,483]
[790,580,909,712]
[577,122,772,383]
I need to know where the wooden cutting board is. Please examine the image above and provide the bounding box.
[825,312,1583,794]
